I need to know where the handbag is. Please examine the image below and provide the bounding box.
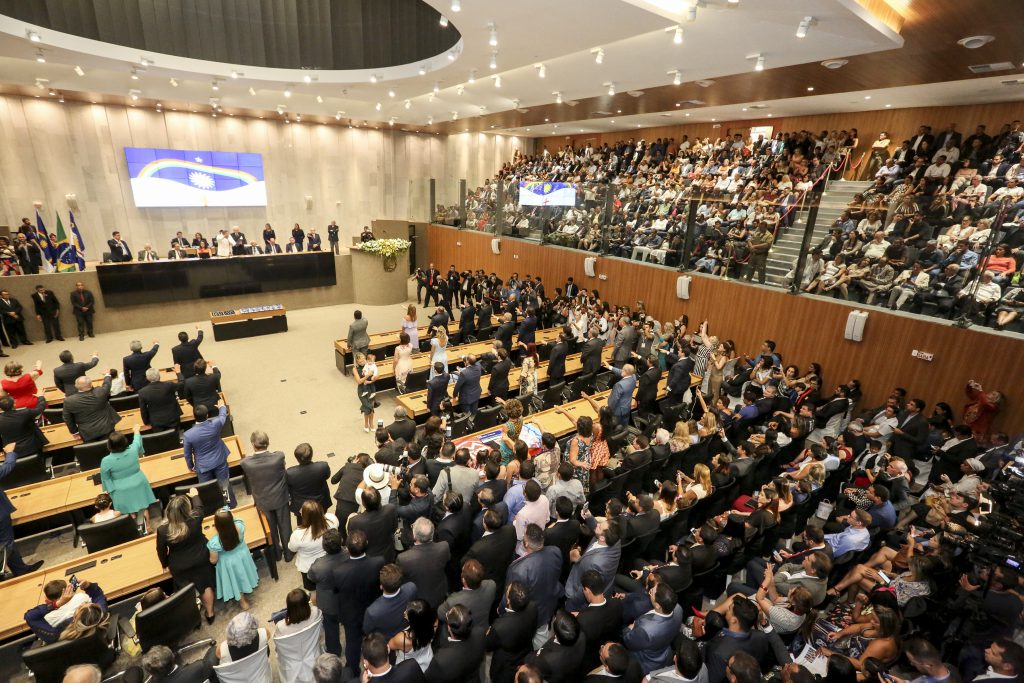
[815,499,835,520]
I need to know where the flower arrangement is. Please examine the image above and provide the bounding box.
[356,238,411,258]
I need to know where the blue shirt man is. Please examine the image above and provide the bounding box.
[825,509,871,556]
[606,364,638,428]
[183,404,235,506]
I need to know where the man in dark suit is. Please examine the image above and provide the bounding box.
[363,563,418,639]
[471,484,508,541]
[518,308,538,346]
[31,285,63,342]
[545,496,582,581]
[331,454,369,527]
[0,290,30,347]
[486,582,539,683]
[459,300,477,342]
[137,367,183,431]
[581,330,605,377]
[397,517,451,610]
[171,328,204,379]
[122,339,159,391]
[334,530,384,677]
[306,528,348,656]
[426,363,450,416]
[356,632,426,683]
[69,282,96,340]
[565,277,579,298]
[239,430,292,561]
[347,486,399,562]
[620,493,659,543]
[890,398,929,461]
[929,423,978,484]
[612,317,637,369]
[14,234,43,275]
[622,582,684,675]
[107,231,132,262]
[423,263,441,309]
[575,569,625,671]
[505,524,563,634]
[266,238,283,253]
[495,313,516,353]
[464,509,517,589]
[635,360,661,416]
[133,643,216,683]
[527,610,586,683]
[63,373,121,443]
[437,491,472,586]
[386,407,417,443]
[476,299,493,333]
[53,350,99,395]
[665,354,695,406]
[705,598,785,683]
[285,442,332,516]
[565,517,622,611]
[0,450,43,575]
[425,604,486,683]
[453,355,483,415]
[0,395,47,458]
[547,332,569,386]
[183,359,222,412]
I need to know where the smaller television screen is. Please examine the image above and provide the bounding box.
[518,181,577,207]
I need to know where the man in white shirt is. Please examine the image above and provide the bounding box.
[512,480,550,555]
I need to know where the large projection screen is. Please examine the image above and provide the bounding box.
[125,147,267,207]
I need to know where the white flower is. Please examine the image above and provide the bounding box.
[189,171,215,189]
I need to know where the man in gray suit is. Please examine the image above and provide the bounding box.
[612,316,637,369]
[437,558,497,627]
[239,430,292,561]
[62,373,121,443]
[53,350,99,396]
[565,515,622,611]
[347,310,371,358]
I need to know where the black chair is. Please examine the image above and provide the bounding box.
[621,528,660,568]
[541,382,566,409]
[135,583,214,654]
[605,429,630,458]
[43,406,64,424]
[622,461,652,497]
[827,549,859,587]
[566,373,595,401]
[475,404,504,430]
[174,479,226,511]
[22,629,118,683]
[405,369,429,393]
[449,412,474,439]
[2,452,50,487]
[587,470,628,513]
[110,393,141,411]
[706,478,739,517]
[594,371,614,392]
[142,428,181,455]
[680,561,718,613]
[477,325,493,341]
[632,411,663,437]
[78,514,140,552]
[73,440,110,472]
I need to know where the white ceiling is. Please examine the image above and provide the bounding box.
[0,0,901,124]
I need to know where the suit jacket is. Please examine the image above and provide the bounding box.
[138,379,183,429]
[454,364,483,407]
[495,322,516,353]
[934,438,979,481]
[518,316,538,345]
[239,451,289,511]
[137,249,160,262]
[69,290,95,316]
[398,541,452,609]
[266,243,283,254]
[123,345,160,390]
[31,289,60,316]
[621,509,660,543]
[636,367,661,412]
[285,461,332,514]
[387,418,417,444]
[0,297,24,322]
[666,357,695,400]
[438,580,497,626]
[459,306,476,340]
[438,508,472,566]
[565,542,622,611]
[529,636,587,683]
[548,342,568,384]
[425,628,486,683]
[0,397,48,456]
[705,628,785,683]
[53,357,99,395]
[581,338,605,376]
[476,304,493,331]
[773,562,827,605]
[488,358,513,399]
[183,368,222,411]
[348,505,399,562]
[182,406,229,473]
[544,519,582,580]
[613,325,638,362]
[364,582,417,638]
[62,375,120,442]
[464,526,517,586]
[623,606,684,674]
[305,551,350,616]
[426,373,450,415]
[487,602,539,683]
[347,319,370,351]
[107,238,132,262]
[890,412,928,459]
[333,554,385,625]
[348,660,426,683]
[505,546,563,627]
[577,598,625,671]
[172,332,204,379]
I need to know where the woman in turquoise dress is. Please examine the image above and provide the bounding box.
[208,509,260,610]
[100,424,156,531]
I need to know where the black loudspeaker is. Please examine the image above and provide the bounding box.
[408,224,417,275]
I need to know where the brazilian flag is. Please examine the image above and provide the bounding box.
[55,213,78,273]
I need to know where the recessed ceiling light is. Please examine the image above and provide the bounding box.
[494,76,502,88]
[439,15,448,27]
[885,104,892,108]
[957,35,995,49]
[806,86,814,91]
[303,75,312,84]
[741,107,747,111]
[544,118,549,122]
[616,109,621,113]
[684,113,690,117]
[169,78,178,87]
[607,82,615,96]
[283,89,291,97]
[711,118,716,121]
[211,81,220,91]
[450,0,460,12]
[128,89,140,101]
[864,95,871,100]
[130,68,140,80]
[488,24,498,47]
[370,75,377,83]
[821,59,848,69]
[676,103,682,107]
[73,65,85,76]
[26,30,40,43]
[672,71,682,86]
[388,89,396,98]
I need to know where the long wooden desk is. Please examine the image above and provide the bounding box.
[396,346,614,418]
[42,399,196,453]
[336,320,460,358]
[0,503,269,641]
[10,436,244,526]
[41,369,179,407]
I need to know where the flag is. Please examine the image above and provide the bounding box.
[54,213,78,273]
[33,210,56,272]
[68,211,87,271]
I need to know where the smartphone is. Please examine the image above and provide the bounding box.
[69,575,80,591]
[377,419,384,428]
[877,571,892,584]
[772,550,783,562]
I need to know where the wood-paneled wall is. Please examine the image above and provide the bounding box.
[429,224,1024,432]
[534,100,1024,180]
[0,95,529,254]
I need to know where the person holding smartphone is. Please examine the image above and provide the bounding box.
[24,577,109,643]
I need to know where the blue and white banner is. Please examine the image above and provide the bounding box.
[518,181,577,207]
[125,147,267,208]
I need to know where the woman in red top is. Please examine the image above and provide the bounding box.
[980,244,1017,284]
[964,380,1003,443]
[2,360,43,409]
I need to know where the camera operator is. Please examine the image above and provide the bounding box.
[392,474,432,548]
[373,428,406,467]
[950,564,1023,680]
[330,452,371,528]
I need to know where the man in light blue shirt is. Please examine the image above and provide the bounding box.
[604,363,638,428]
[825,508,871,556]
[183,403,235,506]
[503,460,537,519]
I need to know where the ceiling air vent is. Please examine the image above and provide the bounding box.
[694,79,715,88]
[748,104,769,109]
[968,62,1015,74]
[590,110,615,117]
[680,99,705,106]
[626,90,645,98]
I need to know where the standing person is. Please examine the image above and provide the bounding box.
[2,360,43,409]
[402,304,420,350]
[307,229,323,251]
[424,263,441,309]
[334,531,385,678]
[453,355,483,416]
[347,311,370,358]
[183,359,222,412]
[0,450,44,575]
[394,333,415,395]
[70,282,96,341]
[229,226,247,255]
[426,362,449,416]
[53,350,99,396]
[0,395,48,458]
[31,284,64,343]
[262,223,276,248]
[138,366,184,432]
[286,442,332,519]
[107,231,132,262]
[182,403,236,507]
[122,340,160,391]
[208,509,260,610]
[63,373,121,443]
[353,352,379,433]
[745,223,774,284]
[327,221,340,254]
[0,290,30,347]
[239,430,293,562]
[156,494,217,623]
[14,234,43,275]
[429,327,449,381]
[214,230,232,257]
[100,425,156,530]
[288,500,339,591]
[171,328,204,380]
[306,528,348,656]
[292,223,306,251]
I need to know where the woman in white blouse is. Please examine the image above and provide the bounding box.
[273,588,322,637]
[677,463,713,505]
[287,501,339,594]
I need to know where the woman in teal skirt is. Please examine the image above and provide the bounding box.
[100,424,157,531]
[208,509,260,610]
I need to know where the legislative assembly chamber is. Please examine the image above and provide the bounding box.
[0,1,1023,683]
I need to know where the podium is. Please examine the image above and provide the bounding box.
[210,305,288,341]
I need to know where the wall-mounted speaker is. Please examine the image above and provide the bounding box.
[844,310,868,342]
[491,238,501,255]
[584,257,597,277]
[676,275,691,300]
[304,195,313,210]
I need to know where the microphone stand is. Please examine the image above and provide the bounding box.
[953,200,1007,329]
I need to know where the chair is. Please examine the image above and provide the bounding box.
[102,251,112,263]
[605,429,630,458]
[622,460,652,497]
[273,614,324,683]
[78,513,141,552]
[2,452,50,487]
[567,373,595,401]
[827,549,859,587]
[73,440,110,472]
[541,382,566,409]
[587,470,628,512]
[475,404,504,430]
[174,479,226,511]
[109,393,141,411]
[43,406,64,424]
[135,583,214,654]
[22,630,118,683]
[142,428,181,455]
[622,528,659,568]
[632,411,663,437]
[706,478,738,518]
[477,325,494,341]
[594,371,613,392]
[449,412,474,438]
[405,368,429,393]
[212,641,272,683]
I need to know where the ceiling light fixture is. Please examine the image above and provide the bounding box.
[336,111,344,120]
[537,63,546,78]
[388,89,396,97]
[316,95,324,103]
[447,50,456,61]
[427,116,433,125]
[489,52,497,70]
[370,75,377,83]
[211,80,221,90]
[728,0,739,3]
[283,88,291,97]
[796,16,815,38]
[554,91,562,104]
[452,111,458,120]
[404,99,412,109]
[669,69,682,85]
[277,105,286,114]
[35,49,45,63]
[687,6,697,22]
[494,75,502,88]
[488,24,498,47]
[26,30,40,42]
[419,65,427,75]
[806,86,814,91]
[439,15,448,27]
[754,54,765,71]
[468,69,476,83]
[606,82,615,96]
[375,102,382,111]
[864,95,871,99]
[433,81,440,94]
[457,84,464,95]
[303,74,312,84]
[673,27,683,44]
[450,0,460,12]
[169,78,178,87]
[73,65,85,76]
[231,70,240,79]
[140,57,152,67]
[130,68,140,80]
[593,48,605,64]
[248,87,256,95]
[128,89,140,101]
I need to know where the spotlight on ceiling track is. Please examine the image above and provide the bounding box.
[128,89,140,101]
[450,0,460,12]
[494,75,501,88]
[592,48,604,64]
[370,75,377,83]
[169,77,178,87]
[419,65,427,75]
[375,102,382,111]
[140,57,152,67]
[489,52,498,70]
[606,82,615,96]
[404,99,411,109]
[26,30,40,42]
[669,69,682,85]
[35,50,46,63]
[468,69,476,83]
[673,27,683,44]
[74,65,84,76]
[796,16,815,38]
[439,15,448,27]
[752,54,765,71]
[488,24,498,47]
[554,91,562,104]
[433,81,440,94]
[537,63,546,78]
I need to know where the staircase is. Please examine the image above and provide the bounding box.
[764,178,875,287]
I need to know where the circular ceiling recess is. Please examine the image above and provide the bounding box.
[1,0,461,70]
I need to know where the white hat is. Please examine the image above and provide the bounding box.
[965,458,985,472]
[362,463,391,490]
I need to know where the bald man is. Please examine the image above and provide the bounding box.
[62,371,121,443]
[453,354,483,415]
[63,664,102,683]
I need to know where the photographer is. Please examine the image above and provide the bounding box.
[950,564,1023,679]
[330,452,371,528]
[392,474,432,548]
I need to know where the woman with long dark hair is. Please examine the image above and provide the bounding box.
[208,509,260,610]
[156,493,216,623]
[388,599,436,672]
[288,500,339,592]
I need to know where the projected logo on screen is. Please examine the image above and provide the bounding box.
[125,147,267,207]
[518,181,577,207]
